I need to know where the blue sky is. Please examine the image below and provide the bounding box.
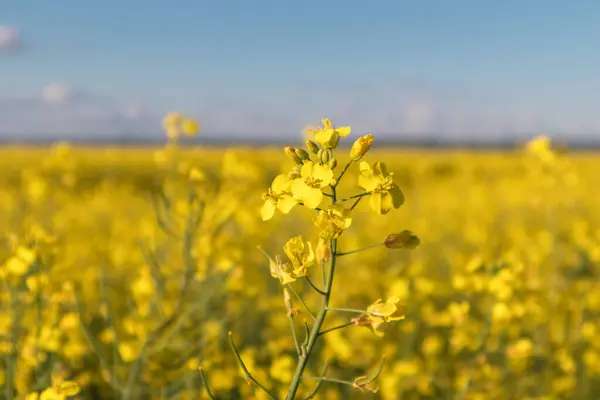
[2,0,600,139]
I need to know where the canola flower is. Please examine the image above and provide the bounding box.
[2,115,600,399]
[205,118,419,399]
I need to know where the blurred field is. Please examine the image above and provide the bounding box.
[1,143,600,399]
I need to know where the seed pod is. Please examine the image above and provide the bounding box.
[384,230,420,250]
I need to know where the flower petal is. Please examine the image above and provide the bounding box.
[261,200,276,221]
[303,187,323,209]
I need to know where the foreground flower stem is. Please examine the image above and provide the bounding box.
[229,332,277,399]
[333,161,353,186]
[318,321,354,336]
[285,188,339,400]
[335,242,384,257]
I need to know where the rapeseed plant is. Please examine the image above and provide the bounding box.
[201,118,419,399]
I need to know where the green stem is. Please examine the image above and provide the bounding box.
[301,376,354,387]
[199,368,217,400]
[302,362,329,400]
[304,276,326,296]
[318,321,354,336]
[333,161,353,186]
[350,196,363,210]
[286,284,315,320]
[335,191,370,204]
[228,332,277,399]
[335,242,384,257]
[285,187,339,400]
[326,307,368,315]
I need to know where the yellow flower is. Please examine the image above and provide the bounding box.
[38,381,80,400]
[283,235,315,275]
[358,161,404,214]
[163,112,182,139]
[352,296,406,336]
[259,236,314,285]
[290,161,334,209]
[350,134,374,161]
[261,174,299,220]
[306,118,351,149]
[526,135,555,164]
[162,112,200,139]
[313,205,352,239]
[181,118,199,136]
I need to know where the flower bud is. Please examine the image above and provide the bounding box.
[295,148,310,161]
[319,149,330,164]
[328,158,338,170]
[283,288,293,311]
[350,134,374,161]
[284,146,302,164]
[315,238,331,263]
[306,140,320,154]
[384,230,420,250]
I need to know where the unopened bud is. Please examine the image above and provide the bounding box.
[315,238,331,263]
[350,134,374,161]
[283,288,293,311]
[284,146,302,164]
[328,159,338,170]
[295,148,310,160]
[319,149,330,164]
[384,230,420,250]
[306,140,320,154]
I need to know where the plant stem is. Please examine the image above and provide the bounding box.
[199,368,217,400]
[335,242,384,257]
[304,276,326,296]
[228,332,277,399]
[285,187,339,400]
[333,161,353,186]
[326,307,368,315]
[335,191,370,204]
[318,321,354,336]
[287,284,315,320]
[301,376,355,387]
[350,196,363,210]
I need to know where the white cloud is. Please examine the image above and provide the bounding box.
[1,80,599,140]
[0,26,21,53]
[42,83,72,103]
[0,84,158,137]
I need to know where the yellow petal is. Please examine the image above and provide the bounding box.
[277,196,297,214]
[335,126,351,136]
[261,201,276,221]
[56,381,81,396]
[303,187,323,209]
[390,185,405,208]
[272,174,292,192]
[312,164,334,186]
[300,161,315,179]
[369,192,384,214]
[380,192,395,215]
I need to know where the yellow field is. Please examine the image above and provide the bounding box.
[1,139,600,399]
